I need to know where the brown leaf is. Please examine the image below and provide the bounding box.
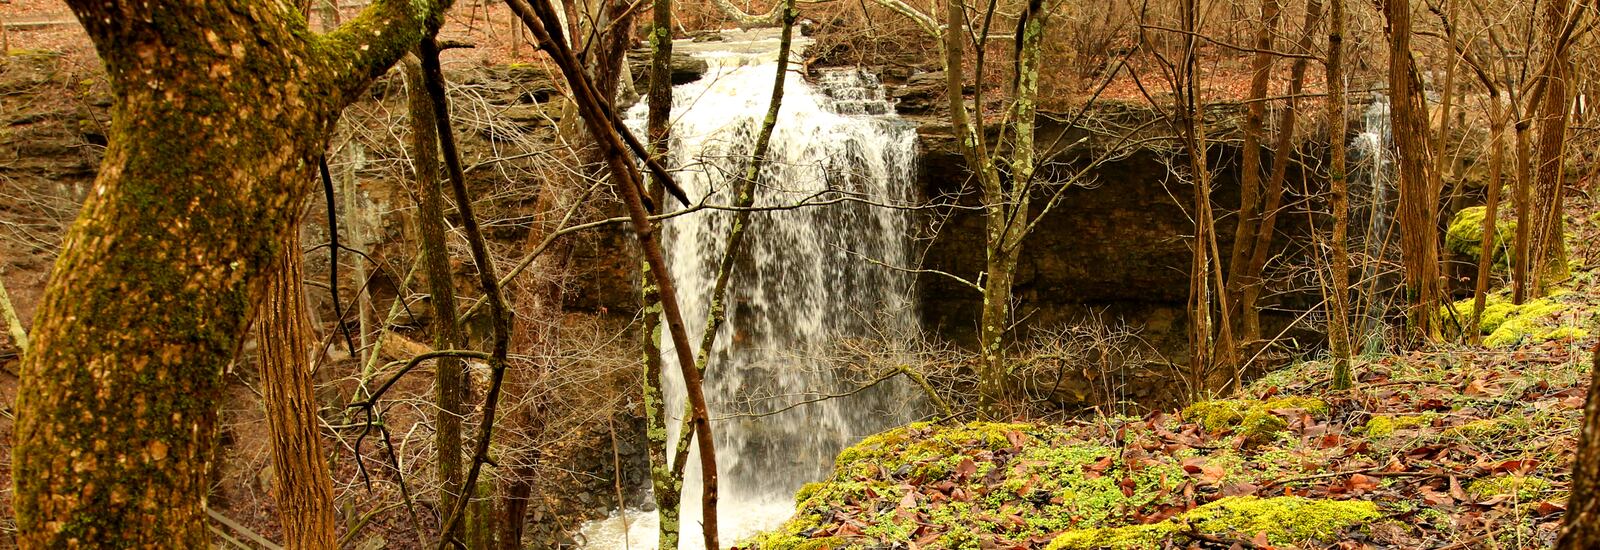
[955,457,978,480]
[1347,473,1378,493]
[1449,475,1467,501]
[1005,430,1026,450]
[1492,459,1540,474]
[1537,501,1568,516]
[1220,482,1258,497]
[1418,485,1453,506]
[1464,379,1499,397]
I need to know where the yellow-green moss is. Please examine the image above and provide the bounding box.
[1467,475,1551,501]
[1183,397,1328,439]
[833,421,1033,478]
[1362,414,1436,437]
[1443,418,1511,439]
[1045,496,1380,550]
[1445,206,1515,266]
[1442,292,1590,347]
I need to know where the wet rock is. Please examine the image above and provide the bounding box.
[625,50,709,93]
[890,71,951,116]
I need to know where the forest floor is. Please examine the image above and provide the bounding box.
[747,200,1600,549]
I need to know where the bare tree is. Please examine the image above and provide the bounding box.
[402,54,472,548]
[1324,0,1354,388]
[503,0,721,544]
[1383,0,1442,341]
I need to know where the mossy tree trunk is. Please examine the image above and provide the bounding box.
[1324,0,1353,387]
[643,0,681,541]
[403,54,471,547]
[257,225,339,550]
[11,1,449,546]
[939,0,1048,418]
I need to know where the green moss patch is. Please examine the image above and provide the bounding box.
[1045,496,1379,550]
[1183,396,1327,441]
[1446,205,1515,267]
[1441,292,1590,347]
[1467,475,1552,502]
[1361,413,1436,437]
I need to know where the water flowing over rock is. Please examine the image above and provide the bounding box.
[1350,95,1400,351]
[583,28,928,548]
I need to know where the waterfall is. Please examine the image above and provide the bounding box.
[1349,94,1399,352]
[580,29,926,548]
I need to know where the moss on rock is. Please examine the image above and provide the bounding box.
[1045,496,1380,550]
[1183,397,1328,440]
[1441,292,1590,347]
[1445,206,1515,267]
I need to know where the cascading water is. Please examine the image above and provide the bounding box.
[580,29,926,548]
[1349,94,1400,352]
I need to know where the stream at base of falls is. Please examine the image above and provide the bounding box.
[579,28,927,549]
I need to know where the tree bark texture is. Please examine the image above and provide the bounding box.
[1324,0,1353,388]
[12,1,448,546]
[1383,0,1442,341]
[1529,0,1575,294]
[403,54,470,547]
[257,226,339,550]
[1557,341,1600,548]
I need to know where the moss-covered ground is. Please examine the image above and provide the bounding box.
[741,340,1591,549]
[741,241,1600,550]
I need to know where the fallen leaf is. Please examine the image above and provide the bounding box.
[1537,501,1568,516]
[955,458,977,480]
[1449,475,1467,501]
[1347,473,1378,493]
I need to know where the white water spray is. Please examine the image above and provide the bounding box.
[581,29,925,548]
[1350,95,1398,351]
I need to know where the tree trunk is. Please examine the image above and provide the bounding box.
[1226,0,1280,339]
[1239,0,1323,346]
[1556,341,1600,548]
[1512,112,1534,304]
[498,171,572,550]
[403,54,470,547]
[1324,0,1353,388]
[1470,99,1507,345]
[643,0,682,541]
[11,1,448,545]
[257,225,339,550]
[1529,0,1575,294]
[1383,0,1442,342]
